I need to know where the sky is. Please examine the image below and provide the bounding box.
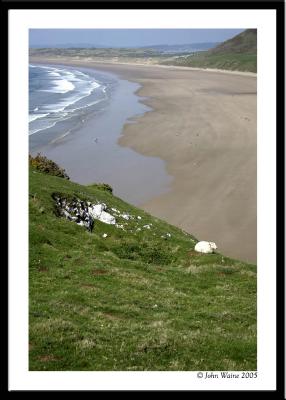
[29,29,244,47]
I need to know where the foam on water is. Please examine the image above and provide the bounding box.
[29,113,49,123]
[29,64,107,136]
[41,79,75,94]
[48,71,61,77]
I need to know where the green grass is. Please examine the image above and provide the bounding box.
[29,167,257,371]
[161,52,257,73]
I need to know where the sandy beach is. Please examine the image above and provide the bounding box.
[30,58,257,263]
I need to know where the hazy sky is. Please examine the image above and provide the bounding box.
[29,29,244,47]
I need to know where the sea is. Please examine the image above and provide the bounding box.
[29,64,115,140]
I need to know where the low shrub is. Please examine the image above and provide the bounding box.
[29,154,69,179]
[88,183,113,194]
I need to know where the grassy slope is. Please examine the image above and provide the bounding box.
[161,30,257,73]
[29,168,256,371]
[162,53,257,73]
[210,29,257,55]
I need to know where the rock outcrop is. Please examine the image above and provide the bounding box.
[53,195,115,232]
[52,194,180,244]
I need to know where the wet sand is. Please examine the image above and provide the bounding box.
[31,58,257,263]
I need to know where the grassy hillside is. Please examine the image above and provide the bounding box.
[161,30,257,72]
[29,164,257,371]
[163,52,257,72]
[210,29,257,55]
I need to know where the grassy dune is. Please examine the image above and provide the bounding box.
[161,29,257,72]
[162,52,257,72]
[29,166,256,371]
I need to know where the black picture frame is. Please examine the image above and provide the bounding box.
[3,0,284,394]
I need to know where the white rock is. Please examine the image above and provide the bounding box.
[99,211,116,225]
[102,233,108,238]
[89,204,105,218]
[121,213,130,220]
[166,233,171,237]
[194,241,217,254]
[137,216,142,220]
[143,224,151,229]
[88,204,116,225]
[115,224,124,229]
[62,210,71,219]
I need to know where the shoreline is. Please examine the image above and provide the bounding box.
[30,57,257,263]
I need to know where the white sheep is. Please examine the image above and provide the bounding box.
[194,241,217,254]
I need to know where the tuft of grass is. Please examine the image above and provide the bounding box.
[29,164,256,371]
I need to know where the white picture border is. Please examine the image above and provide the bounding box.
[9,9,276,391]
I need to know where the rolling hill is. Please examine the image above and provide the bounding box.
[29,157,256,371]
[161,29,257,72]
[210,29,257,54]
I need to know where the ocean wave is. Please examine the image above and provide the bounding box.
[41,78,75,94]
[40,81,103,114]
[29,113,49,123]
[48,71,61,77]
[29,64,109,136]
[29,122,57,136]
[68,98,104,113]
